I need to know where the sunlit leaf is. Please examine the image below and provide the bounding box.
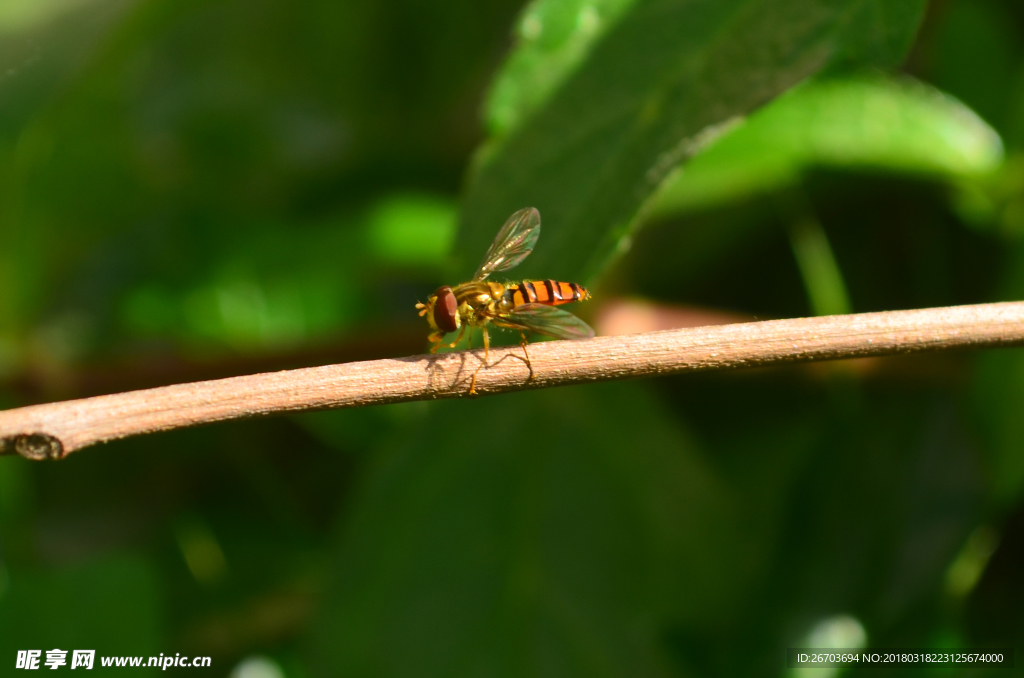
[651,75,1005,217]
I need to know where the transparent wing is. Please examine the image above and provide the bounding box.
[492,303,594,341]
[472,207,541,282]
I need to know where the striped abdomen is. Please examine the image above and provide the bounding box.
[506,280,589,308]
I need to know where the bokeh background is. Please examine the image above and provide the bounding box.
[2,0,1024,675]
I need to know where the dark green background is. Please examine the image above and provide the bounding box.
[2,0,1024,675]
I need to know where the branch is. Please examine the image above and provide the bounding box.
[3,301,1024,460]
[6,323,425,402]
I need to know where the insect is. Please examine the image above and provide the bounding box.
[416,207,594,394]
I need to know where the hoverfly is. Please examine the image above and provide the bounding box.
[416,207,594,393]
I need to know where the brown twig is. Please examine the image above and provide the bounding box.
[7,322,425,402]
[2,301,1024,460]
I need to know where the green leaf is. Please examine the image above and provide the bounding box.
[651,75,1005,217]
[484,0,638,137]
[459,0,927,285]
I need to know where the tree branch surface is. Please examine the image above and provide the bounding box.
[3,301,1024,460]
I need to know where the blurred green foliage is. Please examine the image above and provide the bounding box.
[2,0,1024,676]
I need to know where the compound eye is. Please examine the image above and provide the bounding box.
[432,286,459,333]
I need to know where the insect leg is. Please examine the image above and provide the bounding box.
[469,326,490,395]
[518,331,534,380]
[432,325,467,353]
[449,325,470,349]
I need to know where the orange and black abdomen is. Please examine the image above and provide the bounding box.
[508,280,589,308]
